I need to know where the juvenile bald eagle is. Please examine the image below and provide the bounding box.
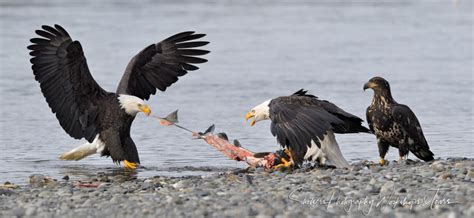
[28,24,209,169]
[245,89,370,169]
[364,77,434,165]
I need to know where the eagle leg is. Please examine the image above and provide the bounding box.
[273,148,294,171]
[123,160,139,170]
[377,139,390,166]
[399,154,409,161]
[398,144,409,161]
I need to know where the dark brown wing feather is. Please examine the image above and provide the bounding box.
[116,31,209,100]
[269,90,370,165]
[391,104,434,161]
[366,107,375,133]
[292,89,370,133]
[269,95,344,165]
[28,24,107,142]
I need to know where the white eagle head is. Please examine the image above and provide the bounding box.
[118,94,151,116]
[245,99,271,126]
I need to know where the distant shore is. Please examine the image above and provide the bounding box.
[1,158,473,217]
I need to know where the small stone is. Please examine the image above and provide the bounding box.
[28,174,45,184]
[420,171,435,178]
[172,180,188,189]
[196,190,211,197]
[110,175,129,183]
[57,187,73,196]
[369,178,377,185]
[0,189,15,196]
[62,175,70,181]
[1,181,19,189]
[380,181,395,193]
[12,207,25,217]
[364,184,379,194]
[438,172,453,180]
[466,169,474,179]
[316,174,331,181]
[28,174,56,187]
[25,207,36,216]
[381,206,392,214]
[398,188,407,193]
[38,190,53,198]
[431,161,446,172]
[140,183,152,190]
[454,162,465,169]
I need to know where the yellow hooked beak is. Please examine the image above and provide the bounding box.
[139,105,151,116]
[363,81,376,91]
[245,111,256,126]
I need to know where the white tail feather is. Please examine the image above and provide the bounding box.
[321,131,350,168]
[305,131,350,168]
[58,135,105,161]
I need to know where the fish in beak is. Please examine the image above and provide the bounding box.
[245,111,256,126]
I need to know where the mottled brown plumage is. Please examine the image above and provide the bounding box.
[364,77,434,164]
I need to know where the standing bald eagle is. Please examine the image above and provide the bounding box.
[364,77,434,165]
[245,89,370,169]
[28,24,209,169]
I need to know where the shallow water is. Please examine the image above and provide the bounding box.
[0,0,472,184]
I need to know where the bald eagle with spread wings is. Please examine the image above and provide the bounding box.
[28,24,209,169]
[245,89,370,169]
[364,77,434,165]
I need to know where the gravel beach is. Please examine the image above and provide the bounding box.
[1,158,473,217]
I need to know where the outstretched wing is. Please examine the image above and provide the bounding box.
[269,96,346,165]
[28,24,107,142]
[391,104,434,160]
[116,31,209,100]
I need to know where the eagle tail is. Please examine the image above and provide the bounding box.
[411,147,434,161]
[321,131,350,168]
[58,135,105,161]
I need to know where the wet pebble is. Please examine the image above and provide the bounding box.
[380,181,395,193]
[431,161,446,172]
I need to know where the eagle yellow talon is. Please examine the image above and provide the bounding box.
[273,158,292,170]
[380,158,385,166]
[283,148,292,157]
[273,148,294,170]
[123,160,138,170]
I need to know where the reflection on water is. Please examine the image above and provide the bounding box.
[56,165,231,183]
[57,165,138,181]
[0,0,472,184]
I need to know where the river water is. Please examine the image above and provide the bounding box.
[0,0,472,184]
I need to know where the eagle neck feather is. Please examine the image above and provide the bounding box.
[373,90,394,106]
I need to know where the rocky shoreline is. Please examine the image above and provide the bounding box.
[1,158,473,217]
